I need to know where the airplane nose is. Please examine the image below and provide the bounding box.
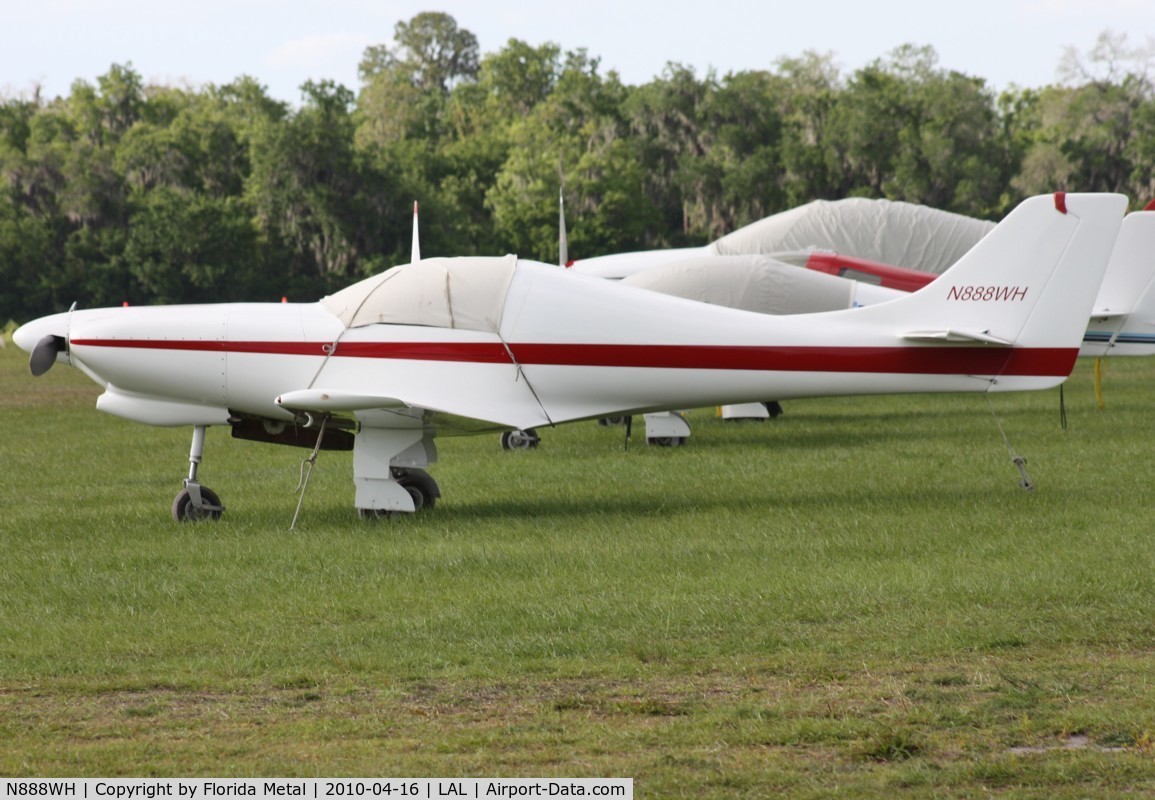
[12,320,44,353]
[13,313,72,374]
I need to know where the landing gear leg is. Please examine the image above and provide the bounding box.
[353,419,439,518]
[172,425,224,521]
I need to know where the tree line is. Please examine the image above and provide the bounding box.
[2,13,1153,324]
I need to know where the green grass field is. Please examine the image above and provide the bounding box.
[2,338,1155,796]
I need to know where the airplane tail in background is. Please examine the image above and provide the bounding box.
[1081,210,1155,356]
[848,192,1127,356]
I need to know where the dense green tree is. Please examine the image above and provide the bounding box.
[774,51,845,206]
[424,39,564,255]
[356,11,480,147]
[249,80,373,289]
[360,11,480,94]
[673,68,786,237]
[0,199,60,317]
[819,45,1011,217]
[625,64,716,244]
[1012,31,1155,204]
[487,50,651,261]
[628,63,787,242]
[123,188,258,303]
[2,16,1153,325]
[354,14,490,260]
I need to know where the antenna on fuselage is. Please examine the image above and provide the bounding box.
[558,154,573,268]
[411,201,421,263]
[559,190,569,268]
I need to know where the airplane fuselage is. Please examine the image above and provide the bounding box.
[20,263,1078,434]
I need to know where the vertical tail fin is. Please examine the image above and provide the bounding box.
[1083,210,1155,355]
[855,192,1127,352]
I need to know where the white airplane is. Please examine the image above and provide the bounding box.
[1081,209,1155,357]
[569,196,995,280]
[13,192,1125,521]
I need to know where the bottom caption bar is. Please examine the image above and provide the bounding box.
[1,780,632,800]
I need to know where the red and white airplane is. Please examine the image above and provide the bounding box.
[13,192,1126,520]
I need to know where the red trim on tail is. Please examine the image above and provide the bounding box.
[1054,192,1067,214]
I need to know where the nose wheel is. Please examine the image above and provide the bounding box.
[172,425,224,522]
[173,485,223,521]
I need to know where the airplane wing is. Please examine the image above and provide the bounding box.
[276,389,406,412]
[275,387,523,436]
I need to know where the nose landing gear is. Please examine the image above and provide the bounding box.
[172,425,224,521]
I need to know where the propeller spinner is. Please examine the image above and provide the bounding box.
[29,334,66,377]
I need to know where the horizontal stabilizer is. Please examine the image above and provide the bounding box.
[276,389,407,412]
[902,329,1014,345]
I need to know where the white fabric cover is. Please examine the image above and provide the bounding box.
[322,255,518,331]
[710,198,995,274]
[621,255,856,314]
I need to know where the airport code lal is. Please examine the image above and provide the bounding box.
[1,781,632,800]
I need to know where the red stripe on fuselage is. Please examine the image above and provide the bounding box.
[512,344,1075,376]
[68,338,1078,377]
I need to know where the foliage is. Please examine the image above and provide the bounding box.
[1012,31,1155,202]
[2,18,1154,321]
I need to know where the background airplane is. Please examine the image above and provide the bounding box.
[13,193,1125,521]
[569,197,995,280]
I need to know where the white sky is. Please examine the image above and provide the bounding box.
[2,0,1153,105]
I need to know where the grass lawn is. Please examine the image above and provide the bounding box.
[2,338,1155,796]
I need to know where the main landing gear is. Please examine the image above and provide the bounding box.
[172,425,224,522]
[500,428,540,450]
[642,411,690,446]
[357,467,440,519]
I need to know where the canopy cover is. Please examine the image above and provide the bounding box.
[621,255,856,314]
[711,197,995,274]
[322,255,517,331]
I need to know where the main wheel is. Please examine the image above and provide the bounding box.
[501,428,540,450]
[647,436,685,447]
[392,467,441,511]
[172,486,223,522]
